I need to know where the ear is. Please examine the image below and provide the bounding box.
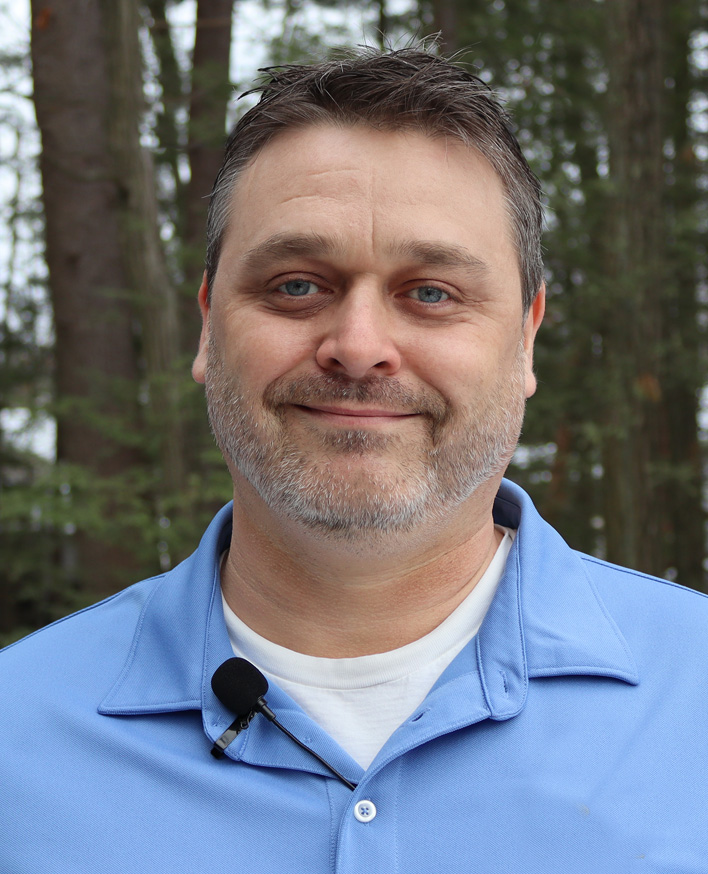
[522,283,545,399]
[192,272,210,385]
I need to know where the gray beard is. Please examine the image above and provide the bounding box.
[205,340,526,540]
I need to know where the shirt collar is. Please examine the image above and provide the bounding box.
[481,479,638,720]
[99,480,638,728]
[99,503,234,717]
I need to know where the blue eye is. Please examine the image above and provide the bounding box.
[278,279,319,297]
[408,286,449,303]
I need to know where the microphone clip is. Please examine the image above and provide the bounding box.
[211,710,255,759]
[209,658,357,790]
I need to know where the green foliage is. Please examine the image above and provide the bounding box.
[2,0,707,646]
[1,446,233,639]
[436,0,707,584]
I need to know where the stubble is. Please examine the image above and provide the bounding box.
[204,331,527,539]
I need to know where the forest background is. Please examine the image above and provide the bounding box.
[0,0,707,644]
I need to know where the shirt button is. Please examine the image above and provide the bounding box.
[354,800,377,823]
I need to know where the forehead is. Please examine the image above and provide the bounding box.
[219,124,517,279]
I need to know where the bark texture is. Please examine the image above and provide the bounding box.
[601,0,704,587]
[182,0,235,354]
[31,0,143,597]
[30,0,185,598]
[102,0,185,493]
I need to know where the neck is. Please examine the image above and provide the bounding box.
[220,475,504,658]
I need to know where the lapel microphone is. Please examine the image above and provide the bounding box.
[210,657,357,791]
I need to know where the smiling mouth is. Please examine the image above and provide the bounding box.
[294,404,418,424]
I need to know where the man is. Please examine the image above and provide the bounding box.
[2,48,708,873]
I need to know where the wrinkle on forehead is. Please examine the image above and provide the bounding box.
[224,125,518,283]
[276,193,362,207]
[240,231,494,279]
[244,147,373,193]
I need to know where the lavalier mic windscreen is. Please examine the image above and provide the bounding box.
[209,656,357,789]
[211,657,269,717]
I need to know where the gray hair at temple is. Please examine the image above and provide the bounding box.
[205,47,544,315]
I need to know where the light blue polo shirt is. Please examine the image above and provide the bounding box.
[2,479,708,872]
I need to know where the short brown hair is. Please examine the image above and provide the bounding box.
[206,47,543,313]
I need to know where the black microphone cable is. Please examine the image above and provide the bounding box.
[210,657,357,791]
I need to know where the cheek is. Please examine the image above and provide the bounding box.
[412,331,521,401]
[218,313,316,387]
[408,333,483,391]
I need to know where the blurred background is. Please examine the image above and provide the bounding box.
[0,0,707,644]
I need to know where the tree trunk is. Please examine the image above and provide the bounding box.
[376,0,389,48]
[30,0,144,600]
[145,0,187,214]
[660,0,705,590]
[430,0,460,53]
[182,0,235,355]
[102,0,185,495]
[602,0,669,576]
[30,0,185,599]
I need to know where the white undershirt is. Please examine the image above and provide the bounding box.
[221,529,514,769]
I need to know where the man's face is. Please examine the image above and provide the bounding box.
[193,125,544,537]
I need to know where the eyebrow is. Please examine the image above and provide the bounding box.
[240,232,491,276]
[387,240,491,276]
[241,233,345,273]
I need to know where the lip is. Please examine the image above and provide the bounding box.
[299,404,413,417]
[293,404,418,424]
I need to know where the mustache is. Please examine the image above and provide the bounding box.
[263,372,449,421]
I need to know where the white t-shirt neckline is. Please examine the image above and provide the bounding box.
[221,528,514,768]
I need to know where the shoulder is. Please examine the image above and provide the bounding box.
[0,502,232,679]
[578,552,708,670]
[579,551,708,616]
[500,477,708,634]
[0,574,166,694]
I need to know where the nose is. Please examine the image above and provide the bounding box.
[315,284,402,379]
